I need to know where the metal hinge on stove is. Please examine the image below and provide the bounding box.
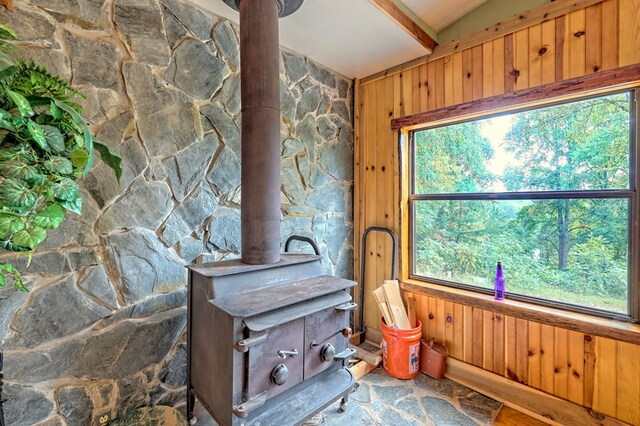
[233,391,267,418]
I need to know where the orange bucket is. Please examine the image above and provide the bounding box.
[381,319,422,379]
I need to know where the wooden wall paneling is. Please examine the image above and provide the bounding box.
[528,321,541,389]
[373,79,386,329]
[471,45,483,101]
[471,45,482,101]
[505,315,517,381]
[428,296,437,340]
[385,77,396,224]
[463,304,473,363]
[619,0,640,66]
[616,341,640,425]
[492,38,506,97]
[540,324,555,394]
[555,15,567,82]
[554,327,569,400]
[427,60,436,111]
[516,318,529,385]
[482,41,495,98]
[472,307,484,368]
[418,64,428,112]
[568,9,587,78]
[528,24,543,88]
[483,310,494,372]
[493,313,505,375]
[393,73,402,117]
[583,334,596,408]
[434,58,445,109]
[514,29,530,91]
[443,55,454,107]
[400,70,413,117]
[446,358,631,426]
[452,52,464,104]
[593,337,618,417]
[362,82,379,331]
[585,2,603,74]
[419,295,430,341]
[353,79,363,334]
[504,33,516,93]
[601,0,619,70]
[541,20,556,85]
[462,48,474,102]
[444,300,454,351]
[436,298,446,343]
[567,330,585,405]
[453,302,464,359]
[411,66,421,114]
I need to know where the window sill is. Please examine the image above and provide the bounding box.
[401,278,640,345]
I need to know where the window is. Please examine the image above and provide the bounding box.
[410,90,637,319]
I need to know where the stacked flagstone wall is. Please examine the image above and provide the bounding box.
[0,0,353,424]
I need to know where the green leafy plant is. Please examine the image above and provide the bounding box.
[0,24,122,291]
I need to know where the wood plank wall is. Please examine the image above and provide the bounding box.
[355,1,640,424]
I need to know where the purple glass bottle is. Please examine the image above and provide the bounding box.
[494,262,505,300]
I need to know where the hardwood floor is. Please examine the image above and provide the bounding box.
[494,406,550,426]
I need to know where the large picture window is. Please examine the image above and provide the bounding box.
[410,90,637,319]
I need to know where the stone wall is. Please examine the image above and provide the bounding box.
[0,1,354,424]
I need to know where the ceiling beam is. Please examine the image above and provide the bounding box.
[368,0,438,52]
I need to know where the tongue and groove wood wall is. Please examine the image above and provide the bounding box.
[354,0,640,424]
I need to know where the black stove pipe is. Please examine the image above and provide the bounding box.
[221,0,303,265]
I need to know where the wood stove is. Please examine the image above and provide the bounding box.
[186,254,357,425]
[186,0,357,424]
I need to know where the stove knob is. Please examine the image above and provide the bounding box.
[320,343,336,362]
[271,364,289,386]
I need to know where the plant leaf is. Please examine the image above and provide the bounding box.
[0,178,38,210]
[59,192,82,214]
[0,24,18,41]
[69,148,89,168]
[50,100,63,119]
[94,141,122,182]
[26,119,47,149]
[0,271,6,287]
[53,99,93,171]
[0,214,24,238]
[33,203,65,229]
[50,177,79,201]
[44,156,73,175]
[0,160,39,181]
[42,125,65,152]
[12,226,47,249]
[7,89,34,117]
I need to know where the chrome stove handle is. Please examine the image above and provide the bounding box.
[277,349,298,359]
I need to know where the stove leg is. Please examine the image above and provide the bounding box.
[187,386,196,424]
[338,394,348,413]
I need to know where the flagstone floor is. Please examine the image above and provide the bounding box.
[191,366,502,426]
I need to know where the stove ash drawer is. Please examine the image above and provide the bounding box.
[246,318,304,401]
[304,304,354,380]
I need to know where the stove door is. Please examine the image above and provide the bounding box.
[303,305,350,380]
[247,317,304,400]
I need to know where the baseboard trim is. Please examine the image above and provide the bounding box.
[445,358,630,426]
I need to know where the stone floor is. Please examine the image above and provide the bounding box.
[191,367,502,426]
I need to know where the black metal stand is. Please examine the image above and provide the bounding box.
[0,350,5,426]
[357,227,398,342]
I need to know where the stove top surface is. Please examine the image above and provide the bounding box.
[186,253,321,278]
[213,274,355,318]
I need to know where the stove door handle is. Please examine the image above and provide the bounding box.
[335,302,357,312]
[235,332,268,353]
